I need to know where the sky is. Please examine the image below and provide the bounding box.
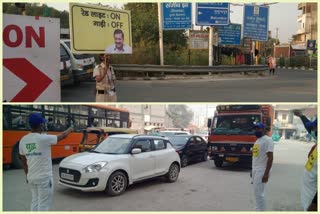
[47,2,301,43]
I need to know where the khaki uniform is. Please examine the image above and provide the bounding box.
[93,63,117,102]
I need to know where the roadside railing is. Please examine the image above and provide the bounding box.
[112,64,268,78]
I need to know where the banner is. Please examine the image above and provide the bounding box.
[70,3,132,54]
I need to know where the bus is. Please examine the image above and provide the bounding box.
[3,104,130,168]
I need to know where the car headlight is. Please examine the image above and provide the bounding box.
[83,161,108,173]
[212,146,218,150]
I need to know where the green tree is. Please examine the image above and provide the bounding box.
[167,105,194,128]
[124,3,187,48]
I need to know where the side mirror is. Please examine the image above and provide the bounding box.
[131,148,142,154]
[207,119,212,128]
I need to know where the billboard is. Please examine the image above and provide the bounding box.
[69,3,132,54]
[189,30,209,49]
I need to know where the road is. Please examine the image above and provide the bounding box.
[3,140,314,211]
[61,69,317,102]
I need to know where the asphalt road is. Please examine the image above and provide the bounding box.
[61,69,317,102]
[3,140,314,211]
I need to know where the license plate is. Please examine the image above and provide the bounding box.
[226,157,239,162]
[86,68,93,73]
[61,173,74,181]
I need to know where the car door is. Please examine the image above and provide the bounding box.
[195,136,206,157]
[153,139,170,174]
[186,137,196,160]
[130,139,156,181]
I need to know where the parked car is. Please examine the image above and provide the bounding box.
[79,127,139,152]
[60,44,73,86]
[158,130,191,137]
[60,39,96,83]
[195,130,209,142]
[59,134,180,196]
[168,135,208,167]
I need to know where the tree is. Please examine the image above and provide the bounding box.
[123,3,187,48]
[167,105,194,128]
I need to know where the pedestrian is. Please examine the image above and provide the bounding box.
[252,122,274,211]
[293,110,317,211]
[19,113,73,211]
[268,55,276,76]
[93,54,117,102]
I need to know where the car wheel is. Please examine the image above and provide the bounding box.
[106,171,127,196]
[214,159,223,168]
[165,163,180,183]
[201,152,208,161]
[181,155,188,168]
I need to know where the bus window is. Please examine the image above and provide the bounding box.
[80,106,89,115]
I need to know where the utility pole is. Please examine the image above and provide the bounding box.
[209,26,214,66]
[275,27,279,40]
[157,2,164,66]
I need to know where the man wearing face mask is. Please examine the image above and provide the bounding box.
[293,110,317,211]
[251,122,274,211]
[19,113,73,211]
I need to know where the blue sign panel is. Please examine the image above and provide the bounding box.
[217,24,241,45]
[243,5,269,41]
[162,3,192,30]
[196,3,230,26]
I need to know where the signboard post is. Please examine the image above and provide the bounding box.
[3,14,60,102]
[196,3,230,66]
[217,24,241,45]
[196,3,230,25]
[162,3,192,30]
[69,3,132,54]
[243,4,269,41]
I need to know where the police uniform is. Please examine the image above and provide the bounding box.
[93,63,117,102]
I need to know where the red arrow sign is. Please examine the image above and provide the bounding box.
[3,58,53,102]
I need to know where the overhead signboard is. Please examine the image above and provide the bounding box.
[3,14,60,102]
[162,3,192,30]
[196,3,230,26]
[189,30,209,49]
[217,24,241,45]
[69,3,132,54]
[243,4,269,41]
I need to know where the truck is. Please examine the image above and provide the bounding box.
[207,105,274,167]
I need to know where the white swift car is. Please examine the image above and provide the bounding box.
[59,134,180,196]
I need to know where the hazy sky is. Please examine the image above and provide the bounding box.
[47,2,301,43]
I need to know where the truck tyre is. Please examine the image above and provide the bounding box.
[214,159,223,168]
[12,142,23,169]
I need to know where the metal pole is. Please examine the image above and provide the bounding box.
[158,2,164,66]
[209,26,213,66]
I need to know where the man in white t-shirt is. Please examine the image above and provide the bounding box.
[19,113,73,211]
[252,122,274,211]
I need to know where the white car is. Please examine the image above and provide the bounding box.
[59,134,180,196]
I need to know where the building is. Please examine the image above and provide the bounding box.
[292,3,317,47]
[116,105,173,134]
[274,104,317,140]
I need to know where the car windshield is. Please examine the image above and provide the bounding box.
[92,137,131,154]
[168,136,189,146]
[64,41,93,60]
[212,115,261,135]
